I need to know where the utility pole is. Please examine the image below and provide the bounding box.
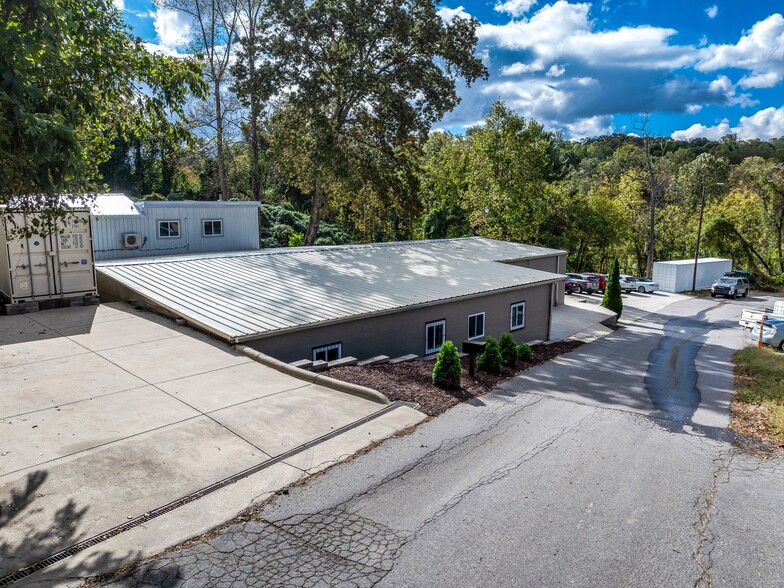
[691,182,724,291]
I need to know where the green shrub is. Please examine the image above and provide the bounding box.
[517,342,534,361]
[433,341,462,389]
[288,232,304,247]
[499,333,519,367]
[477,337,503,373]
[602,258,623,318]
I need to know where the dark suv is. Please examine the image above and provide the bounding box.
[710,277,750,299]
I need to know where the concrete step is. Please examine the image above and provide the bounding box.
[289,359,313,370]
[311,360,328,372]
[357,355,390,366]
[328,356,358,368]
[389,354,418,364]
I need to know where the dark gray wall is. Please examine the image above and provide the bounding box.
[504,253,566,306]
[247,283,554,363]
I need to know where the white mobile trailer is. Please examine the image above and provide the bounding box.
[0,209,97,304]
[652,258,732,293]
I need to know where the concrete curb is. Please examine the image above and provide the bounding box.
[234,345,390,406]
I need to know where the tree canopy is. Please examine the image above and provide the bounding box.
[0,0,205,215]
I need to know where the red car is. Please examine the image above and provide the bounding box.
[584,272,607,292]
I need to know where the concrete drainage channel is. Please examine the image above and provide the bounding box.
[0,400,418,587]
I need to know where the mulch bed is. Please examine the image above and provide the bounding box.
[328,340,584,416]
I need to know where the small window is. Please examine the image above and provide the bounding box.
[510,301,526,331]
[203,219,223,237]
[313,342,342,362]
[425,319,446,355]
[468,312,485,340]
[158,220,180,239]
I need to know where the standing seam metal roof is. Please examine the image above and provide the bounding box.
[96,237,566,343]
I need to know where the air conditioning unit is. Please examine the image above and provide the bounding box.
[123,233,142,249]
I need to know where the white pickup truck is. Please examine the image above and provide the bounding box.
[739,300,784,329]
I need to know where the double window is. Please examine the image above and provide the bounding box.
[510,301,526,331]
[158,220,180,239]
[203,219,223,237]
[468,312,485,339]
[425,319,446,355]
[313,342,342,362]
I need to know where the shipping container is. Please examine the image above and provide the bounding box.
[0,209,97,304]
[652,258,732,293]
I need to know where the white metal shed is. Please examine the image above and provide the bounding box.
[653,258,732,292]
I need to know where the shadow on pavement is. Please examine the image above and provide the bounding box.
[0,470,141,586]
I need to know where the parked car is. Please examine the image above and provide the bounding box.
[619,274,637,293]
[564,277,580,294]
[710,276,749,299]
[583,272,607,292]
[748,319,784,350]
[633,277,659,293]
[566,273,598,294]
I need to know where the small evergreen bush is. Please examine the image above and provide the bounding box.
[477,337,503,373]
[602,258,623,318]
[517,342,534,362]
[499,333,519,368]
[432,341,462,389]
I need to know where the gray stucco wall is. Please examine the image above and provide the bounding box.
[504,253,566,307]
[246,283,554,363]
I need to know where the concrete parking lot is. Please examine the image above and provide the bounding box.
[0,303,424,584]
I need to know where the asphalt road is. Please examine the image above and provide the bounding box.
[99,296,784,588]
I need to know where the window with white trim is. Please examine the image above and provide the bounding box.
[510,301,526,331]
[312,342,342,362]
[425,319,446,355]
[203,219,223,237]
[468,312,485,339]
[158,220,180,238]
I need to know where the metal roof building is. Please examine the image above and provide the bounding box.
[97,238,567,362]
[84,194,260,261]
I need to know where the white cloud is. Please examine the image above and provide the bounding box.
[152,7,192,50]
[562,115,614,139]
[546,64,566,77]
[672,106,784,140]
[113,0,125,10]
[500,60,546,75]
[437,5,472,23]
[479,1,696,70]
[495,0,538,17]
[705,5,718,19]
[686,104,703,114]
[143,42,188,58]
[697,14,784,87]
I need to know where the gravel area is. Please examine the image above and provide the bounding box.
[328,341,583,416]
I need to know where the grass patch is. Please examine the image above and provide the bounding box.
[733,346,784,446]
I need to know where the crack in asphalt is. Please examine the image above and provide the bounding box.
[691,448,735,588]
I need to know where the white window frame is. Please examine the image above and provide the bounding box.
[467,312,485,340]
[312,342,342,362]
[202,219,223,237]
[425,319,446,355]
[158,220,181,239]
[510,301,526,331]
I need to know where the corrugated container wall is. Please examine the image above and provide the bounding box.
[91,201,260,260]
[653,258,732,292]
[0,209,97,303]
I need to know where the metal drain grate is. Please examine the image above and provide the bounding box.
[0,400,416,586]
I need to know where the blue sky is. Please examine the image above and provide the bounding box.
[118,0,783,140]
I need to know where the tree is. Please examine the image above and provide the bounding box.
[498,333,519,368]
[0,0,204,224]
[463,102,554,242]
[231,0,275,201]
[265,0,486,245]
[477,337,503,374]
[162,0,241,201]
[432,341,462,389]
[735,157,784,273]
[602,258,623,317]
